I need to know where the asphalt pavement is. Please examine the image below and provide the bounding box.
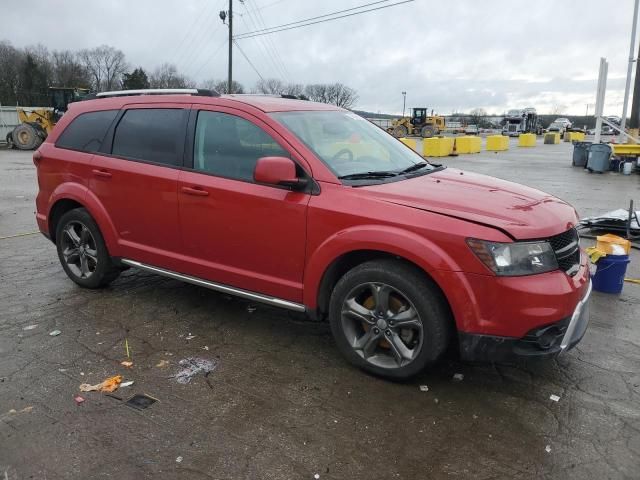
[1,140,639,479]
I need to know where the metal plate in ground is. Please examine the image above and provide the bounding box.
[125,394,158,410]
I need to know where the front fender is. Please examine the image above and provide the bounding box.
[48,183,120,255]
[303,225,462,309]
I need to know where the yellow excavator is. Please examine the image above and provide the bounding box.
[7,87,91,150]
[387,107,446,138]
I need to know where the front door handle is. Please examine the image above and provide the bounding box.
[181,186,209,197]
[92,169,112,178]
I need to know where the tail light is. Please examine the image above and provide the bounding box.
[33,150,42,166]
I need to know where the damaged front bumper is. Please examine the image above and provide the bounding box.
[458,280,592,363]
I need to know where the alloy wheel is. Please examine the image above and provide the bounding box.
[60,221,98,279]
[340,282,424,369]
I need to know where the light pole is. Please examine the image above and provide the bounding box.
[402,91,406,117]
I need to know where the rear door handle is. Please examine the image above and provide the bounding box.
[181,186,209,197]
[92,169,112,178]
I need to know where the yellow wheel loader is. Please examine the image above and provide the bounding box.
[7,87,90,150]
[387,107,446,138]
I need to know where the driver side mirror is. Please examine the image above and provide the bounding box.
[254,156,307,190]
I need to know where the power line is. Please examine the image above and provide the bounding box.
[237,0,390,37]
[178,5,226,75]
[235,0,398,39]
[251,1,292,81]
[191,38,229,80]
[170,0,221,68]
[243,0,287,15]
[239,4,288,80]
[233,40,265,81]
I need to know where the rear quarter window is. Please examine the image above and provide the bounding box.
[111,108,187,166]
[55,110,119,153]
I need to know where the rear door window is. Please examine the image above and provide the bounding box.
[55,110,118,153]
[112,108,188,166]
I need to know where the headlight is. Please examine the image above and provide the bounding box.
[466,238,558,276]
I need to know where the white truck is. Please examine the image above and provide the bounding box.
[502,108,542,136]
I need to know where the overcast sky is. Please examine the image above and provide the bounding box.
[3,0,638,115]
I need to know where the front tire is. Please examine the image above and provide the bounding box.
[329,259,451,379]
[55,208,120,288]
[392,125,408,138]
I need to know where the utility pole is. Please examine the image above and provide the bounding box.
[219,1,233,93]
[228,0,233,93]
[619,0,639,142]
[402,91,406,117]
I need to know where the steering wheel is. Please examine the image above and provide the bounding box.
[331,148,354,163]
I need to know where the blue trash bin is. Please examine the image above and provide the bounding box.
[587,144,612,173]
[592,254,630,294]
[572,141,592,167]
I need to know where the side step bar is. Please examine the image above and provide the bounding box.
[120,259,306,312]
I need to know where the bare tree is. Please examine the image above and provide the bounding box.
[78,45,127,91]
[304,84,330,103]
[469,107,487,127]
[51,50,90,87]
[254,78,285,94]
[0,41,22,105]
[551,104,568,116]
[149,63,194,89]
[202,79,244,94]
[282,83,304,97]
[327,83,358,109]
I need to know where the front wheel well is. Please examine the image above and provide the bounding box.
[48,199,84,244]
[315,250,454,326]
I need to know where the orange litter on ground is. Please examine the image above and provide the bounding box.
[79,375,123,393]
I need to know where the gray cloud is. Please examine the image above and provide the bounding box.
[3,0,636,115]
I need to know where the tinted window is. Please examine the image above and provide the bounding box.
[112,109,187,166]
[193,111,288,182]
[56,110,118,153]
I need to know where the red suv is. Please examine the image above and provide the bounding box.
[34,89,591,379]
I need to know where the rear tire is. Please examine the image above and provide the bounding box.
[329,259,451,379]
[421,126,435,138]
[12,123,40,150]
[55,208,120,289]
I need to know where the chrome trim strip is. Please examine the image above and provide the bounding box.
[120,259,306,312]
[560,280,592,350]
[555,240,579,256]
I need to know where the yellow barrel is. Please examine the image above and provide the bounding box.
[399,137,418,152]
[486,135,509,151]
[567,131,585,142]
[455,136,481,154]
[423,137,454,157]
[518,133,536,147]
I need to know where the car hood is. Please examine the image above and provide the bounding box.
[361,168,578,239]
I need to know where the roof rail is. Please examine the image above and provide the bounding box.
[95,88,219,98]
[229,93,307,100]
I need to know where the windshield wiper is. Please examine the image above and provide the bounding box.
[338,171,399,180]
[398,162,430,174]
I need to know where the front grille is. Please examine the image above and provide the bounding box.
[549,228,580,276]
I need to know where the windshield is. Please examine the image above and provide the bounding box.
[270,110,437,180]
